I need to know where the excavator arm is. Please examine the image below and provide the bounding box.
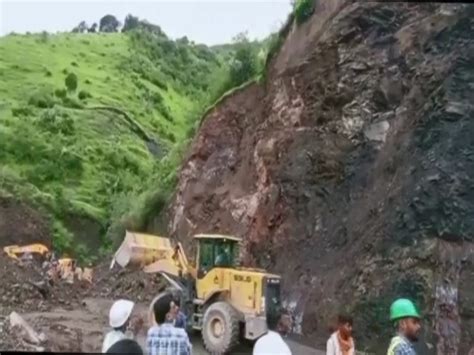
[3,244,49,260]
[172,242,196,279]
[111,231,195,279]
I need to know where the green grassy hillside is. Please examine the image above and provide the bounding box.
[0,30,229,259]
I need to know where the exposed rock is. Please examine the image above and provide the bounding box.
[0,197,51,248]
[364,120,390,142]
[169,2,474,352]
[379,76,404,107]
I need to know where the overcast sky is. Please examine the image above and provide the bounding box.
[0,0,292,45]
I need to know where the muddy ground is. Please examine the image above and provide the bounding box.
[4,298,324,354]
[0,253,325,354]
[0,197,323,353]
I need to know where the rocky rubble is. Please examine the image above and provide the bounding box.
[0,255,53,312]
[0,315,42,352]
[169,2,474,352]
[0,255,166,316]
[0,309,96,352]
[0,254,86,313]
[0,253,164,351]
[89,262,167,303]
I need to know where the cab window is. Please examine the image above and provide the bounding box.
[199,239,214,272]
[198,239,238,274]
[214,240,237,268]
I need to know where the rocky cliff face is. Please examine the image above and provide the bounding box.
[169,2,474,352]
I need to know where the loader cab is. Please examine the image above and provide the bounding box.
[195,234,241,278]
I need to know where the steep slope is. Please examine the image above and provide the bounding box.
[0,30,226,258]
[169,2,474,353]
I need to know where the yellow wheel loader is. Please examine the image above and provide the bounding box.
[112,231,282,354]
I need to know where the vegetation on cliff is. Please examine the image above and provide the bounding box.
[0,19,265,259]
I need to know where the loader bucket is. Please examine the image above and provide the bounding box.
[111,231,174,269]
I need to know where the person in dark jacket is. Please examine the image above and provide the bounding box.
[171,297,187,329]
[147,292,191,355]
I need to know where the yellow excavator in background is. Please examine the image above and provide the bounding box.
[112,231,282,354]
[55,257,93,284]
[3,244,49,260]
[3,244,92,284]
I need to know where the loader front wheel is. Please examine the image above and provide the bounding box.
[202,301,239,354]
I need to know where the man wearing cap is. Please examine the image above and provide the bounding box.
[102,299,135,353]
[387,298,422,355]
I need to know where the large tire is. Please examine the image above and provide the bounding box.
[202,301,240,354]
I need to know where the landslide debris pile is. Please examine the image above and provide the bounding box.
[90,262,167,303]
[0,253,94,313]
[0,255,47,311]
[0,254,165,352]
[0,255,166,312]
[0,254,81,352]
[169,2,474,352]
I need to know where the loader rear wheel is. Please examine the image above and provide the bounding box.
[202,301,239,354]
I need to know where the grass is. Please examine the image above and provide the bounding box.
[294,0,315,25]
[0,31,229,256]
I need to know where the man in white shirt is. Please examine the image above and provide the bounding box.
[253,311,292,355]
[102,299,135,353]
[326,314,355,355]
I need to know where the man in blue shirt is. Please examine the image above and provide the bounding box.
[147,292,191,355]
[171,297,187,330]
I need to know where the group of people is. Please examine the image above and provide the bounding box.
[326,298,422,355]
[102,292,190,354]
[100,294,422,355]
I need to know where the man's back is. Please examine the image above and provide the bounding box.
[102,330,126,353]
[146,323,191,355]
[253,330,292,355]
[387,335,417,355]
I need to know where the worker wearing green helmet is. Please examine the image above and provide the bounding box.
[387,298,421,355]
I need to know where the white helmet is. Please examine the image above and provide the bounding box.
[109,299,135,328]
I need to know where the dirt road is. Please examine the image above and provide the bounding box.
[20,297,324,354]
